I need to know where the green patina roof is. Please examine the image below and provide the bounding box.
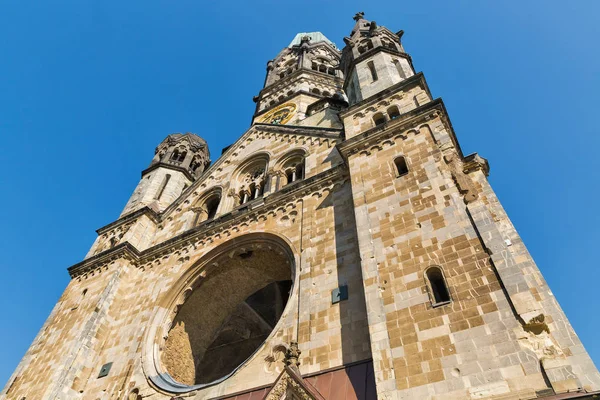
[288,32,337,49]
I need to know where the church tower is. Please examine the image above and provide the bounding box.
[3,13,599,400]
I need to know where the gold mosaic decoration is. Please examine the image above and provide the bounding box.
[259,103,297,125]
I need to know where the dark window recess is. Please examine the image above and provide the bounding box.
[205,196,220,220]
[394,156,409,176]
[388,106,400,120]
[427,268,451,304]
[367,61,378,81]
[394,59,406,79]
[373,113,386,126]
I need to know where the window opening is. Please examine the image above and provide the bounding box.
[388,106,400,120]
[427,267,451,305]
[155,174,171,200]
[373,112,386,126]
[367,61,378,82]
[205,196,220,220]
[394,59,406,79]
[394,156,409,176]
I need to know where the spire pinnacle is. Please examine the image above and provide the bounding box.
[353,11,365,21]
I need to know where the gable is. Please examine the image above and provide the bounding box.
[151,124,343,245]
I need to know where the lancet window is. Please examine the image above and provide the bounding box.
[425,267,451,306]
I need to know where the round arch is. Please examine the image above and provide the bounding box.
[142,232,298,394]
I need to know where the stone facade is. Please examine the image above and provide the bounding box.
[2,13,599,400]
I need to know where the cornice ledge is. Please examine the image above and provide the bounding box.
[337,99,445,156]
[258,69,343,99]
[254,123,342,138]
[141,161,195,181]
[68,242,141,279]
[349,46,411,72]
[339,72,426,117]
[96,206,160,235]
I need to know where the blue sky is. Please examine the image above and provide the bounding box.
[1,0,599,387]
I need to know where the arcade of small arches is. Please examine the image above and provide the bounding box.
[191,151,307,225]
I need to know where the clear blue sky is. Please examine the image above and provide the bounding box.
[1,0,599,387]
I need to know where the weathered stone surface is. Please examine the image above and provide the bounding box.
[3,13,598,400]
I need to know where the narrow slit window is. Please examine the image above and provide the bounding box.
[426,267,451,305]
[394,59,406,79]
[155,174,171,200]
[295,163,305,180]
[394,156,408,176]
[367,61,378,82]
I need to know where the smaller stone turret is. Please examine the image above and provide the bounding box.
[120,133,210,217]
[150,133,211,179]
[340,12,415,105]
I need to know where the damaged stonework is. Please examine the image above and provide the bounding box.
[443,150,484,204]
[464,167,600,393]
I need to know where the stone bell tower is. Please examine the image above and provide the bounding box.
[120,133,210,217]
[337,12,600,400]
[341,12,416,105]
[252,32,347,128]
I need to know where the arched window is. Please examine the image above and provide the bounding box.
[426,267,451,306]
[373,112,386,126]
[311,88,321,95]
[205,195,220,220]
[318,64,327,73]
[178,151,187,162]
[171,149,180,161]
[367,61,378,82]
[367,40,374,50]
[327,67,335,76]
[387,106,400,120]
[394,156,409,176]
[311,62,318,71]
[322,91,331,97]
[155,174,171,200]
[248,182,264,200]
[394,59,406,79]
[277,150,307,189]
